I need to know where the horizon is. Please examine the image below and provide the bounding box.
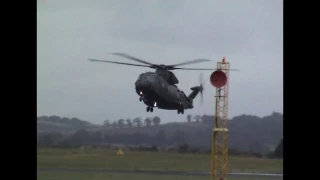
[37,111,283,125]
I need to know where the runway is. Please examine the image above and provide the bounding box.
[37,168,283,178]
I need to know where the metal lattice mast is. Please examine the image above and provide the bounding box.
[211,58,229,180]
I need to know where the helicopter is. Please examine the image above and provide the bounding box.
[88,53,219,114]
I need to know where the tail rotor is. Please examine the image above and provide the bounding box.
[199,73,205,105]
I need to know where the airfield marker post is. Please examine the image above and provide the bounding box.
[210,57,230,180]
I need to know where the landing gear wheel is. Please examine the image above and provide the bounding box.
[147,106,153,112]
[139,97,143,102]
[177,108,184,114]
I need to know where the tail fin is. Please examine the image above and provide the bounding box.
[188,86,202,100]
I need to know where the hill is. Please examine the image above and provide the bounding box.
[37,116,99,134]
[37,112,283,153]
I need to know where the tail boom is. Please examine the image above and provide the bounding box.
[188,86,202,100]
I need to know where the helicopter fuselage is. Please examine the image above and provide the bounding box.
[135,72,201,114]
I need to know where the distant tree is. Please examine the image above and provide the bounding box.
[272,112,282,116]
[144,117,152,127]
[171,131,186,143]
[38,116,49,120]
[193,115,201,123]
[133,117,142,127]
[274,138,283,158]
[152,116,161,126]
[71,117,81,122]
[37,132,62,147]
[103,120,110,127]
[201,115,213,125]
[61,117,69,122]
[187,114,192,123]
[154,130,167,145]
[111,121,117,128]
[70,129,90,144]
[248,139,268,154]
[126,119,132,128]
[178,143,189,153]
[117,119,125,128]
[48,115,61,122]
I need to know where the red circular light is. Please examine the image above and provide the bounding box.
[210,70,227,88]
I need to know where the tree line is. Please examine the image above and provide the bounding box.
[37,129,283,158]
[38,112,282,129]
[102,114,221,128]
[267,138,283,158]
[103,116,161,128]
[37,128,283,158]
[37,112,283,155]
[103,112,283,129]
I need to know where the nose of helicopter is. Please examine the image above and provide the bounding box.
[135,75,156,93]
[135,79,152,91]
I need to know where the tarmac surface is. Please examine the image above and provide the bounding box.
[37,168,283,178]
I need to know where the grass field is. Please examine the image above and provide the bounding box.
[37,148,282,173]
[37,172,283,180]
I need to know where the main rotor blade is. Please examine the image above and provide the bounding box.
[110,53,155,65]
[174,67,240,71]
[88,59,150,68]
[169,59,212,67]
[173,67,215,70]
[200,93,204,105]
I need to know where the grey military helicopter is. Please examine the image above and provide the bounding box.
[88,53,216,114]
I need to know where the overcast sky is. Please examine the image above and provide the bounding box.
[37,0,283,124]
